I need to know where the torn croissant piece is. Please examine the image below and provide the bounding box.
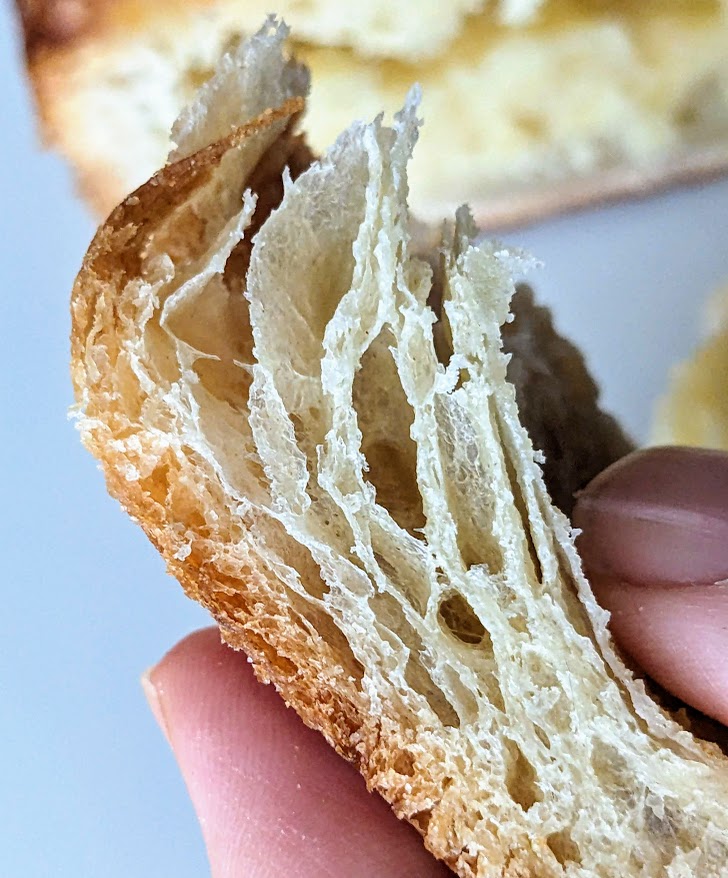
[71,23,728,878]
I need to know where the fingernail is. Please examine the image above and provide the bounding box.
[141,667,172,745]
[573,446,728,588]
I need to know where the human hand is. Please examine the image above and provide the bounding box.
[142,445,728,876]
[142,629,451,877]
[573,445,728,726]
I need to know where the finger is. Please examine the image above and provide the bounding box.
[573,446,728,587]
[588,575,728,725]
[573,446,728,725]
[142,628,449,878]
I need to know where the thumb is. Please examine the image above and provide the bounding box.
[573,446,728,726]
[142,628,449,878]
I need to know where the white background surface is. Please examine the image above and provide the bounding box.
[2,3,727,876]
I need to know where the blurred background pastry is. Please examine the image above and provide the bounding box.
[16,0,728,223]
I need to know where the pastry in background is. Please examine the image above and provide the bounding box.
[653,283,728,450]
[16,0,728,223]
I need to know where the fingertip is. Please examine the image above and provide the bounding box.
[574,447,728,725]
[141,667,170,743]
[590,578,728,726]
[573,446,728,588]
[142,628,448,877]
[141,628,226,746]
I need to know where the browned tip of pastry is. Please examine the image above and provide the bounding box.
[16,0,93,56]
[71,93,308,372]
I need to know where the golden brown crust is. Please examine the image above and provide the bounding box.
[70,96,375,781]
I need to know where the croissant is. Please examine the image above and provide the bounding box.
[71,23,728,877]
